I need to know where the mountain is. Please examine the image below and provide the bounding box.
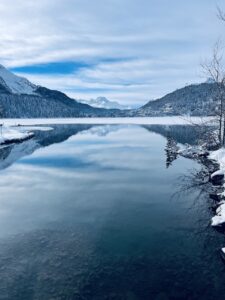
[0,65,36,95]
[0,64,221,118]
[134,82,219,117]
[0,65,120,118]
[78,97,131,110]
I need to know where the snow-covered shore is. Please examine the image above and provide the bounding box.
[0,116,214,126]
[0,126,34,145]
[208,149,225,227]
[178,146,225,226]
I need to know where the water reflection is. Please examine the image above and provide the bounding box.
[0,123,206,171]
[0,124,224,299]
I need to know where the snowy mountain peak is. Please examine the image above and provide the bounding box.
[78,96,131,110]
[0,64,36,95]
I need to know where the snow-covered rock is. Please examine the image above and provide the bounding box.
[209,148,225,171]
[0,64,36,95]
[211,202,225,226]
[211,170,224,178]
[177,145,208,159]
[208,148,225,226]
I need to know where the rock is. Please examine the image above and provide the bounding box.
[210,170,224,185]
[209,193,221,202]
[198,151,209,157]
[220,248,225,262]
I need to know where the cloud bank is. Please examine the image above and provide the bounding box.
[0,0,225,105]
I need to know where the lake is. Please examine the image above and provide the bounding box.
[0,123,224,300]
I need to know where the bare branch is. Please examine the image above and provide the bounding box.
[217,6,225,22]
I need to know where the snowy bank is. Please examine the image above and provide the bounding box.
[177,145,209,159]
[212,202,225,227]
[209,149,225,172]
[14,126,53,132]
[208,149,225,230]
[0,116,214,126]
[177,145,225,254]
[0,126,34,145]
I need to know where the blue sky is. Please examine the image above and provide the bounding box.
[0,0,225,106]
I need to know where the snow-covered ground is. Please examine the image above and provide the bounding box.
[0,125,52,145]
[209,149,225,173]
[14,126,53,132]
[0,116,214,126]
[0,126,34,145]
[209,149,225,228]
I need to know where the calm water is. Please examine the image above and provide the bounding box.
[0,124,224,300]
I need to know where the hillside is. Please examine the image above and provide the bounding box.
[0,65,119,118]
[0,64,221,118]
[135,83,219,116]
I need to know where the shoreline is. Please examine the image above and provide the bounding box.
[0,116,214,126]
[179,145,225,258]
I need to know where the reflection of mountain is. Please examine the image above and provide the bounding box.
[80,125,123,137]
[0,124,207,171]
[34,124,93,147]
[0,125,93,171]
[143,125,204,145]
[0,140,39,170]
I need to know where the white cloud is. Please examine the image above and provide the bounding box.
[0,0,225,105]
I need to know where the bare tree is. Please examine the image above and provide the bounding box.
[201,41,225,147]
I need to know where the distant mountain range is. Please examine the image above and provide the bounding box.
[0,64,220,118]
[77,97,131,110]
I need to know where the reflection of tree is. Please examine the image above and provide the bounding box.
[165,136,178,168]
[174,166,211,198]
[172,162,225,252]
[143,125,203,145]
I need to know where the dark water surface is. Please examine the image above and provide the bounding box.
[0,124,224,300]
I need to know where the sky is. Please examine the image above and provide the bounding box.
[0,0,225,107]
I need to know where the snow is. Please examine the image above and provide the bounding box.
[211,169,224,178]
[0,64,36,95]
[209,148,225,227]
[14,126,53,132]
[177,145,208,159]
[209,148,225,172]
[0,126,34,145]
[0,116,214,126]
[78,97,131,110]
[211,202,225,226]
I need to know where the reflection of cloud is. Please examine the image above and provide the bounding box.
[80,125,124,137]
[20,156,94,169]
[0,123,198,247]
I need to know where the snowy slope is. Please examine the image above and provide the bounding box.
[0,64,36,95]
[78,97,131,110]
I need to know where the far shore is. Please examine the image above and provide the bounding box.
[0,116,215,126]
